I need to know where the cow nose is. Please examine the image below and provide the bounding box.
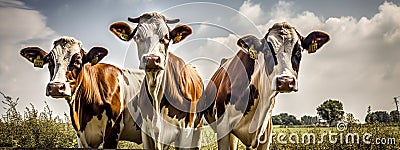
[46,82,66,97]
[144,54,163,69]
[276,76,297,92]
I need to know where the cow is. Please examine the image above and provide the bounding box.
[19,37,144,148]
[109,12,203,149]
[201,22,330,149]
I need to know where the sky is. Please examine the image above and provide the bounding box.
[1,0,399,123]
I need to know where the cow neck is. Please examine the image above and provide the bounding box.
[145,56,167,114]
[68,64,86,131]
[248,53,278,147]
[164,52,195,105]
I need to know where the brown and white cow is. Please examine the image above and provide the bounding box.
[201,22,330,149]
[20,37,144,148]
[109,12,203,149]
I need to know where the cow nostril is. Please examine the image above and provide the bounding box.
[46,84,51,91]
[156,57,161,63]
[59,84,66,91]
[289,80,295,86]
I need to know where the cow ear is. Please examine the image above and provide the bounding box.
[84,47,108,65]
[20,47,49,68]
[109,22,135,42]
[237,35,262,51]
[237,35,262,59]
[170,24,192,44]
[301,31,330,54]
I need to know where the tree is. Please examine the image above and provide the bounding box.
[390,110,399,124]
[316,99,344,126]
[366,106,373,123]
[301,115,318,125]
[272,113,301,126]
[345,113,359,124]
[272,115,282,125]
[365,111,390,123]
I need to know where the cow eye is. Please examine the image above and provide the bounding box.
[160,37,169,44]
[133,32,142,41]
[68,65,74,71]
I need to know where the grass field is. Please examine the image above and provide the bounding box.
[116,124,400,149]
[1,96,398,149]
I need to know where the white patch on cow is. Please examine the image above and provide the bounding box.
[121,70,145,103]
[160,107,200,148]
[145,69,166,115]
[117,74,126,115]
[266,26,301,91]
[81,111,108,148]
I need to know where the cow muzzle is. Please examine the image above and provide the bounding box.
[275,75,298,93]
[46,82,69,98]
[142,54,164,70]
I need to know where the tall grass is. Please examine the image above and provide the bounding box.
[0,92,77,148]
[1,92,398,149]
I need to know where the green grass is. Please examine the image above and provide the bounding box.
[116,125,400,149]
[1,93,398,149]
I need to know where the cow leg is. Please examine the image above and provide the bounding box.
[175,127,201,150]
[217,133,232,150]
[142,130,156,150]
[256,118,273,150]
[103,116,123,148]
[77,131,92,148]
[229,133,238,150]
[77,134,85,148]
[191,126,202,150]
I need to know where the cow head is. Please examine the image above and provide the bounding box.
[20,37,108,99]
[237,22,330,93]
[109,12,192,71]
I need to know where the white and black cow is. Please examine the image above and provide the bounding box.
[201,22,330,149]
[109,12,203,149]
[20,37,144,148]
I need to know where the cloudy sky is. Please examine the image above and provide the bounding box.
[1,0,399,123]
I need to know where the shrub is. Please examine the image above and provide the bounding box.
[0,92,77,148]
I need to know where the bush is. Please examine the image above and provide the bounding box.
[0,92,77,148]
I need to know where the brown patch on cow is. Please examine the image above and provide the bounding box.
[123,74,130,85]
[206,66,231,118]
[246,84,258,115]
[205,50,257,119]
[178,65,203,102]
[178,65,203,127]
[142,52,204,128]
[237,50,255,81]
[160,97,187,121]
[70,63,124,132]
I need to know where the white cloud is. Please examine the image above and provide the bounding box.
[0,6,55,44]
[181,1,400,123]
[0,0,65,117]
[238,0,263,24]
[266,1,400,122]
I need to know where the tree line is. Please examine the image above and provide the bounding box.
[272,99,400,126]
